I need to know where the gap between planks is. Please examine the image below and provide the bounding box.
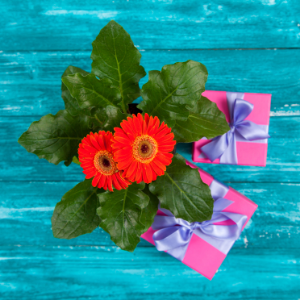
[0,180,299,184]
[2,47,300,53]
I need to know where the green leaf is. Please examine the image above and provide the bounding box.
[149,153,214,223]
[18,110,91,165]
[140,184,159,229]
[93,105,130,132]
[72,156,81,165]
[97,182,150,252]
[138,60,208,127]
[91,20,146,113]
[61,66,90,116]
[62,73,121,112]
[173,96,230,143]
[51,179,100,239]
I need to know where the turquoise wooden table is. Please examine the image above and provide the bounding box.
[1,1,300,299]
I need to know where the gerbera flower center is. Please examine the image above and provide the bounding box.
[141,144,149,154]
[132,135,158,163]
[93,150,117,176]
[102,158,110,167]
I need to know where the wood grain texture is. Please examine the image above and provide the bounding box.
[1,0,300,51]
[1,181,300,249]
[1,0,300,298]
[1,49,300,117]
[1,246,300,299]
[1,116,299,183]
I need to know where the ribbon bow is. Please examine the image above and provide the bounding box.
[200,92,270,164]
[152,180,248,261]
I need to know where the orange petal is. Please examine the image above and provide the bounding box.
[135,167,143,183]
[144,163,153,183]
[137,113,144,126]
[158,145,175,152]
[90,134,101,150]
[142,119,148,135]
[152,158,167,172]
[162,152,174,159]
[98,174,106,189]
[114,136,132,146]
[116,172,129,189]
[120,121,135,137]
[154,126,171,139]
[148,117,160,135]
[103,177,108,190]
[147,116,154,133]
[107,175,113,192]
[97,133,106,150]
[133,114,142,135]
[81,144,98,154]
[117,156,134,170]
[104,132,113,152]
[92,173,101,187]
[114,130,132,142]
[156,133,175,144]
[113,148,132,158]
[142,165,149,184]
[149,163,158,181]
[125,118,137,137]
[112,174,122,190]
[144,113,150,125]
[126,160,138,180]
[156,152,172,166]
[150,160,164,176]
[80,162,94,169]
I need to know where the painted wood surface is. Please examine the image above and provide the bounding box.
[2,116,300,183]
[1,181,300,249]
[1,0,300,50]
[1,49,300,117]
[1,247,300,300]
[1,0,300,299]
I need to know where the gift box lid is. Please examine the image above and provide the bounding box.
[193,90,271,166]
[142,162,258,280]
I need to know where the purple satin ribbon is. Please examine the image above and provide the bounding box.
[200,92,270,164]
[152,179,248,261]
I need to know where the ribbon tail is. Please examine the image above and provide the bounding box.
[219,133,237,164]
[201,133,230,162]
[167,244,189,261]
[210,180,229,201]
[152,226,192,261]
[213,198,233,212]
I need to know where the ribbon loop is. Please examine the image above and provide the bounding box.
[200,92,270,164]
[153,226,191,251]
[232,98,254,124]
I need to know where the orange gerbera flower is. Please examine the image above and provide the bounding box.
[112,113,176,184]
[78,131,130,192]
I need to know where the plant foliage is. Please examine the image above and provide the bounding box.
[18,20,230,252]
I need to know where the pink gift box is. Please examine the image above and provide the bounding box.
[193,90,271,166]
[141,162,257,280]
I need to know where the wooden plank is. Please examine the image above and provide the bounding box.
[1,181,300,249]
[0,245,299,299]
[1,49,300,117]
[1,115,299,183]
[1,0,300,51]
[1,1,298,297]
